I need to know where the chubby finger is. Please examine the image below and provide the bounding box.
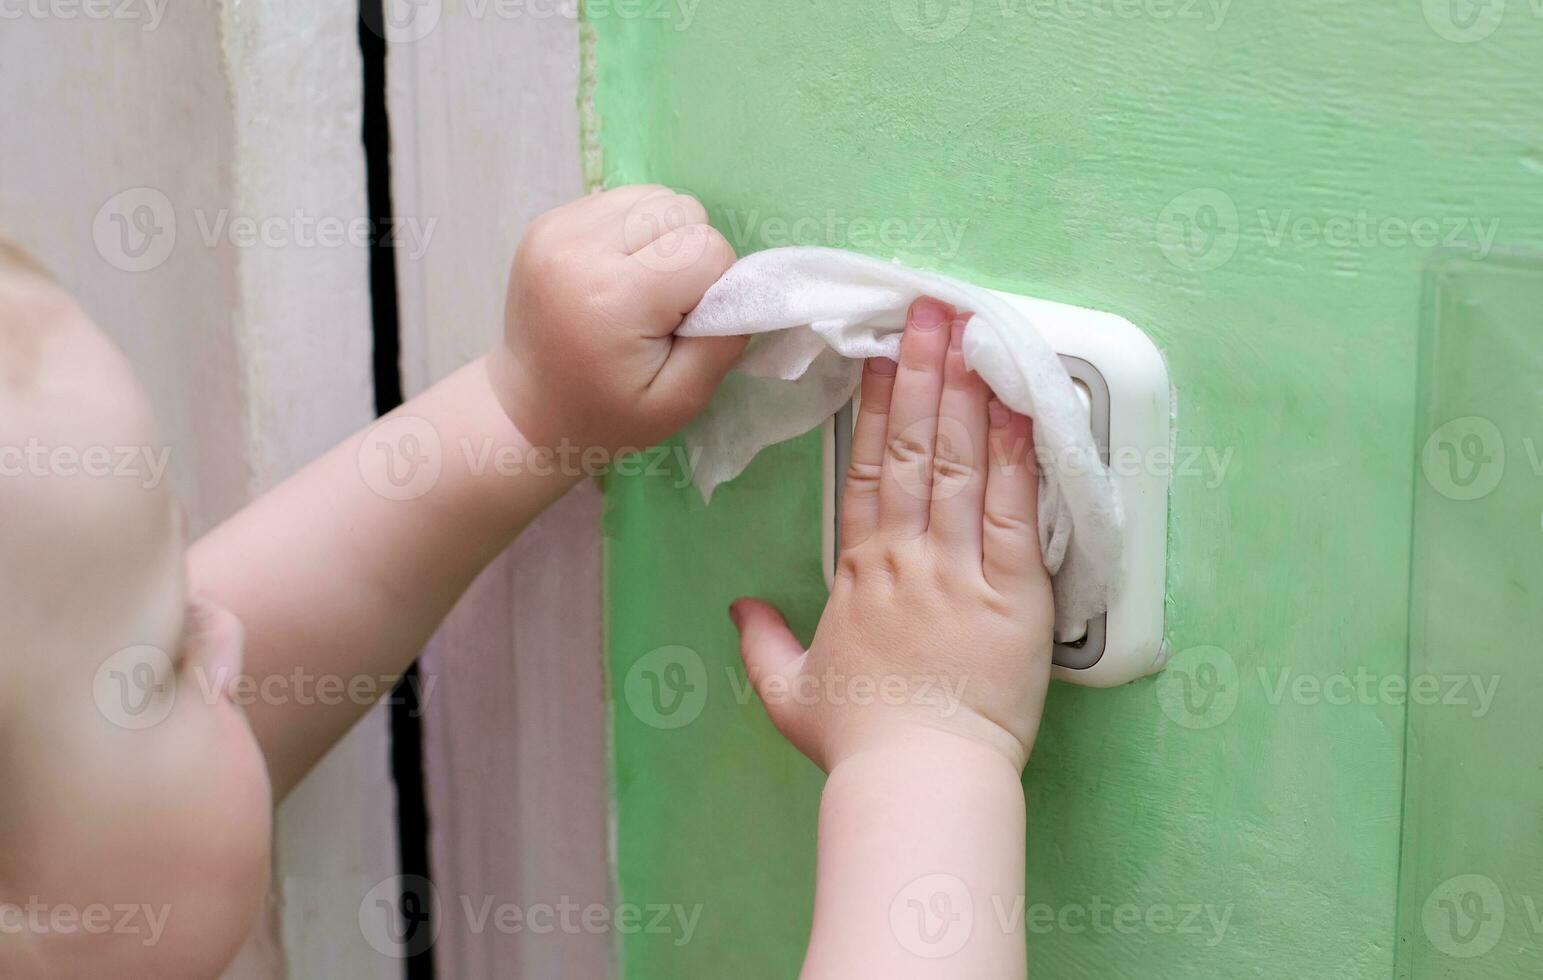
[647,333,749,432]
[729,599,809,745]
[840,357,897,553]
[543,185,672,243]
[627,223,738,330]
[618,191,711,256]
[878,297,953,536]
[982,404,1046,592]
[573,184,672,221]
[927,316,990,556]
[591,183,674,214]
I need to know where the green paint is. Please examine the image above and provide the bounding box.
[1396,253,1543,978]
[604,436,826,978]
[591,3,1543,976]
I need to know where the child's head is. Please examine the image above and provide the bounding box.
[0,239,273,977]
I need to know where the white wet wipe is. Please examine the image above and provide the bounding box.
[677,247,1124,636]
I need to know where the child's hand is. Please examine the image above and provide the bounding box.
[731,297,1055,773]
[489,185,745,452]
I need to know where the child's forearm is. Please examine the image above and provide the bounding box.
[732,301,1051,977]
[803,729,1028,979]
[189,187,742,797]
[188,357,578,795]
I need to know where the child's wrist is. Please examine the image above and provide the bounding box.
[483,342,542,444]
[370,357,583,539]
[484,341,612,462]
[466,355,586,492]
[827,720,1029,789]
[819,724,1028,852]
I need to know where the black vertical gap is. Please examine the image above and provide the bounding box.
[360,8,403,417]
[359,4,435,979]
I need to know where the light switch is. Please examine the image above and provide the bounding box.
[823,289,1171,687]
[1072,378,1093,414]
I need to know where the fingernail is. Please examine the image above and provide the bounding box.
[948,320,965,352]
[988,399,1010,428]
[868,357,898,377]
[911,298,949,331]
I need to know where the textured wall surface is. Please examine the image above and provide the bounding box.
[386,8,613,978]
[1400,253,1543,979]
[590,3,1543,977]
[0,4,390,977]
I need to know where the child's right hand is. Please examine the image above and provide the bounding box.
[730,297,1056,774]
[489,185,745,454]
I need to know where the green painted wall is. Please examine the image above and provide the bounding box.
[1398,254,1543,978]
[590,3,1543,977]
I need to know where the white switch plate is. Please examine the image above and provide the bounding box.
[823,289,1172,687]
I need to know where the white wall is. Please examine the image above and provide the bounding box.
[388,6,613,978]
[2,4,607,977]
[0,3,396,977]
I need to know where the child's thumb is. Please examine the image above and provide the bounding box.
[729,598,804,715]
[654,334,749,420]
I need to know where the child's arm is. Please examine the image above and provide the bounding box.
[190,186,743,795]
[730,298,1053,978]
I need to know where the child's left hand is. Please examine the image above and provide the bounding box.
[731,298,1055,774]
[489,184,746,453]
